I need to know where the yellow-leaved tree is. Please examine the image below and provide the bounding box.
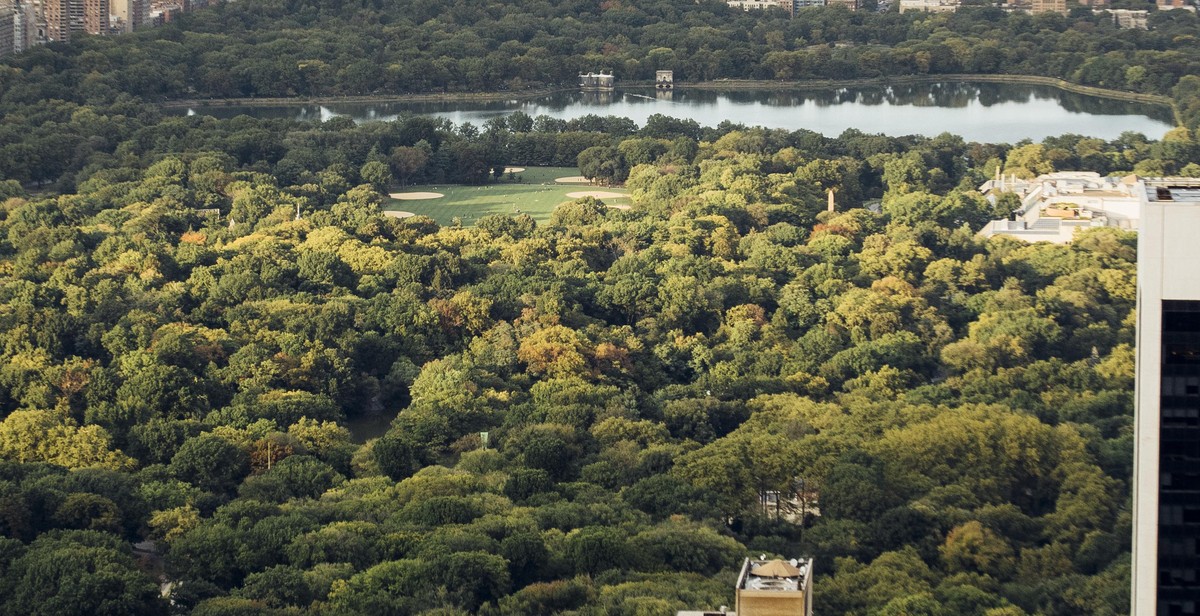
[0,410,134,470]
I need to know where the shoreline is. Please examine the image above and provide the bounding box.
[679,75,1175,107]
[158,87,577,108]
[159,74,1179,125]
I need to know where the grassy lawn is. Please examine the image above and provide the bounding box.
[382,166,631,226]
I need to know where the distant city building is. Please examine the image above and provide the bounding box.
[111,0,148,33]
[1110,8,1150,29]
[1132,178,1200,616]
[45,0,83,42]
[655,70,673,90]
[12,0,30,51]
[2,0,216,47]
[42,0,107,41]
[726,0,794,11]
[30,0,48,46]
[727,0,826,14]
[150,5,179,24]
[1157,0,1196,11]
[977,171,1142,243]
[0,1,13,56]
[899,0,959,13]
[826,0,859,9]
[83,0,105,34]
[1030,0,1067,14]
[579,72,614,91]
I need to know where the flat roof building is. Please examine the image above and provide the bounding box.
[977,172,1142,243]
[1132,178,1200,616]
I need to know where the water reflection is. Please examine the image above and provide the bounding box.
[179,82,1174,141]
[579,90,616,105]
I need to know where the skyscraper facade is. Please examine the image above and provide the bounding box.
[44,0,105,41]
[45,0,80,41]
[83,0,106,34]
[11,0,27,52]
[1133,179,1200,616]
[112,0,146,33]
[0,1,14,56]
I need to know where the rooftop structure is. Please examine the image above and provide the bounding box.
[676,556,814,616]
[977,172,1142,243]
[1133,178,1200,616]
[736,557,814,616]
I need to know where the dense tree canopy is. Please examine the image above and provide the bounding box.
[0,111,1148,612]
[0,0,1193,613]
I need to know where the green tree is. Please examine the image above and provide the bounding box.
[360,161,392,193]
[170,434,250,493]
[0,530,166,616]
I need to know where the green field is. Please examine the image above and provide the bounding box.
[382,166,631,226]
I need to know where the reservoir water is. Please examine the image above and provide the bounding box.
[180,82,1176,142]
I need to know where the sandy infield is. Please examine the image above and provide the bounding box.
[606,204,632,210]
[554,176,591,184]
[566,191,628,199]
[503,167,526,173]
[384,211,416,218]
[388,192,444,200]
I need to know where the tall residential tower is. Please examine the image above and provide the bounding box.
[1133,178,1200,616]
[45,0,106,41]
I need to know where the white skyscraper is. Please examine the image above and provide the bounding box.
[1132,178,1200,616]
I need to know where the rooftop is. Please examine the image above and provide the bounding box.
[737,557,813,593]
[1144,178,1200,203]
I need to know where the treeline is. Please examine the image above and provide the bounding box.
[1,0,1200,121]
[0,113,1161,614]
[4,94,1200,198]
[1,0,1200,193]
